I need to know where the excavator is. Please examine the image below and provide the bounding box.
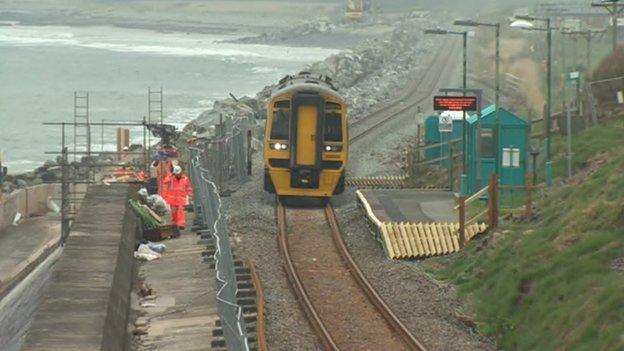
[345,0,370,20]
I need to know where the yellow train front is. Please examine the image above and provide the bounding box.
[263,73,348,199]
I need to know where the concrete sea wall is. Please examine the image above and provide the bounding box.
[23,184,139,351]
[0,184,58,232]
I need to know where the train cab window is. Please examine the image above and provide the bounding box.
[274,101,290,108]
[326,102,341,110]
[324,113,343,142]
[271,109,290,140]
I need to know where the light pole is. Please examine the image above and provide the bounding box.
[425,28,469,185]
[454,19,501,179]
[592,0,624,52]
[514,15,554,186]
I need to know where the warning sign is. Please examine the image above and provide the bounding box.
[439,114,453,133]
[433,96,478,112]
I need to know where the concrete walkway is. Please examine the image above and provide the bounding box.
[0,215,61,299]
[359,189,458,223]
[133,218,219,351]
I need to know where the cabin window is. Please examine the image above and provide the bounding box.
[480,128,496,158]
[271,109,290,140]
[324,113,343,142]
[502,148,521,168]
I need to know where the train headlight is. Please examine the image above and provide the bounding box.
[324,144,343,152]
[271,143,288,150]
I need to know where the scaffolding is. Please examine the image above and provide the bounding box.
[45,120,150,244]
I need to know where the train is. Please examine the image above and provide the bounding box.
[263,72,348,199]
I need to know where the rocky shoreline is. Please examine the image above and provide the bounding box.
[184,12,437,143]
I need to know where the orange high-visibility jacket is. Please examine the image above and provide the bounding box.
[162,174,193,206]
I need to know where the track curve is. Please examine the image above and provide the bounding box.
[349,37,460,143]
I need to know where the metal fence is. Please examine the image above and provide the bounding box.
[189,147,250,351]
[196,116,250,192]
[588,75,624,122]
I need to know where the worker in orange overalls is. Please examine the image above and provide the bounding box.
[162,165,193,230]
[153,159,172,198]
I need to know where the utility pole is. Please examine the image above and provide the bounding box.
[514,15,554,186]
[454,20,501,179]
[592,0,624,51]
[462,31,468,174]
[494,23,501,178]
[425,28,469,192]
[546,17,553,186]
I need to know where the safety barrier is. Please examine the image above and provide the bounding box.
[189,147,250,351]
[356,190,488,259]
[346,175,410,189]
[346,175,450,190]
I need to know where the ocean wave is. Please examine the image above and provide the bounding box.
[0,25,337,63]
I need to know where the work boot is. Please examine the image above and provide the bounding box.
[170,226,181,239]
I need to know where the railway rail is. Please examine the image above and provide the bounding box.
[277,201,427,351]
[349,37,460,143]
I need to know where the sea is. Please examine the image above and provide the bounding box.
[0,24,337,174]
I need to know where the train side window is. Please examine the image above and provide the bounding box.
[324,113,342,142]
[271,109,290,140]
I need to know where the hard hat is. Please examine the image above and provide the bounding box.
[138,188,148,198]
[192,131,198,137]
[123,146,129,151]
[172,166,182,175]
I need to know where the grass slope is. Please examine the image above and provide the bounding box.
[425,119,624,351]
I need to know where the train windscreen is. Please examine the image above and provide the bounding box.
[271,109,290,140]
[324,113,342,142]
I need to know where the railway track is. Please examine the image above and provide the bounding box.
[349,37,460,143]
[277,202,427,351]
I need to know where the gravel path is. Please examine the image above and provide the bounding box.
[333,194,495,351]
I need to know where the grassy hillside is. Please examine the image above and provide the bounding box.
[425,118,624,350]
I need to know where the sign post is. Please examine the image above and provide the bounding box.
[567,71,581,112]
[435,88,482,196]
[438,114,453,133]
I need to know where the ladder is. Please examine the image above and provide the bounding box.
[73,91,90,162]
[148,87,163,125]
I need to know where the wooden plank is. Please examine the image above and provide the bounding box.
[436,223,449,254]
[423,224,438,255]
[416,223,430,256]
[380,224,396,259]
[410,224,426,257]
[398,223,413,258]
[405,224,420,258]
[389,223,405,257]
[442,223,456,253]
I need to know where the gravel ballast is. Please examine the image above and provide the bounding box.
[225,158,319,351]
[333,195,495,351]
